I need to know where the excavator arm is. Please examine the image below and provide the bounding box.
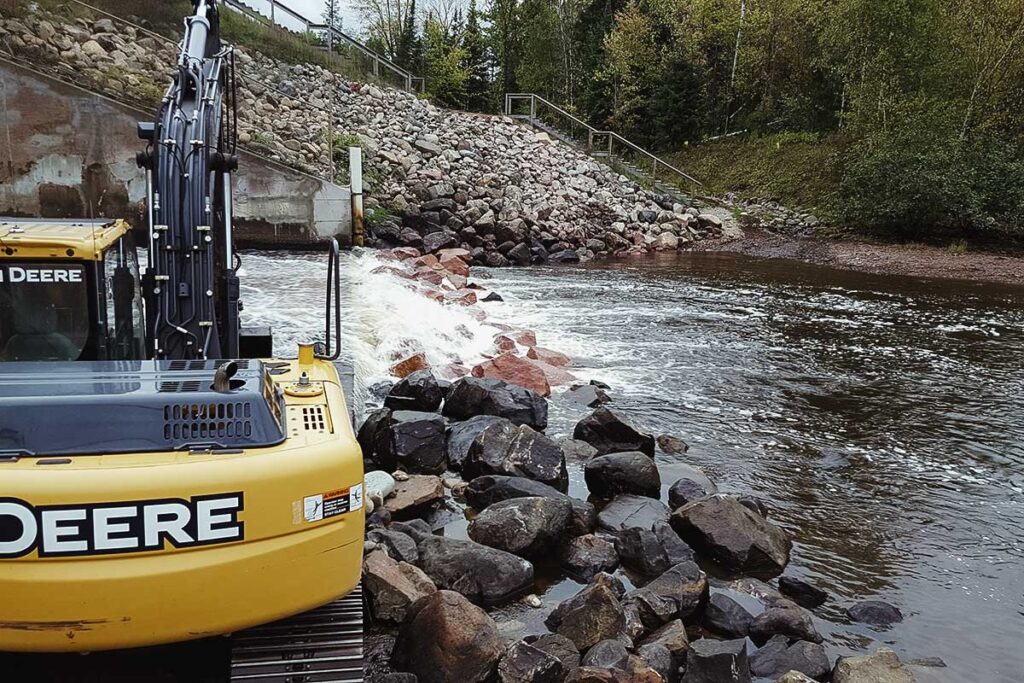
[137,0,240,359]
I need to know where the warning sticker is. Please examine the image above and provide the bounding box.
[303,484,363,523]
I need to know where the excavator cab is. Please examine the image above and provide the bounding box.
[0,219,145,362]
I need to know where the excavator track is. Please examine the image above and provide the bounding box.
[229,586,364,682]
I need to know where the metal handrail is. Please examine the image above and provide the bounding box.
[505,92,702,189]
[223,0,423,92]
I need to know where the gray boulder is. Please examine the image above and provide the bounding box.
[545,581,627,651]
[778,576,828,609]
[574,408,655,456]
[671,496,792,577]
[832,648,916,683]
[367,528,419,564]
[749,635,830,680]
[614,521,694,576]
[443,377,548,430]
[584,451,661,498]
[526,633,581,673]
[465,475,595,536]
[704,591,754,638]
[385,370,445,411]
[667,467,718,509]
[581,639,629,669]
[681,638,751,683]
[624,561,708,629]
[498,640,565,683]
[378,410,447,474]
[418,536,534,605]
[597,494,670,534]
[447,415,508,471]
[468,496,572,558]
[465,421,568,490]
[749,607,823,645]
[847,600,903,626]
[563,534,620,581]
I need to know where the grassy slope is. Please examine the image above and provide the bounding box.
[667,133,844,219]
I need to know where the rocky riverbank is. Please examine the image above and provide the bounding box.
[355,246,932,683]
[0,9,726,264]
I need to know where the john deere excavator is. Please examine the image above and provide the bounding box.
[0,2,364,680]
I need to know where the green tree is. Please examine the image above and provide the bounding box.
[462,0,492,110]
[423,16,470,107]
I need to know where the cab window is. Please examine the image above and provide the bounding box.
[0,263,90,361]
[104,235,146,360]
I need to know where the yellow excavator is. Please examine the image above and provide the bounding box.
[0,1,364,680]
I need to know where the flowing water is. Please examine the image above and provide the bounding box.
[243,249,1024,683]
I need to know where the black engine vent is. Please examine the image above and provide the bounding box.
[158,380,202,393]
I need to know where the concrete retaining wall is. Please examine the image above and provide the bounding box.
[0,61,351,247]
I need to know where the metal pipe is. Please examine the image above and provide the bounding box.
[145,168,155,268]
[349,146,363,247]
[223,170,233,268]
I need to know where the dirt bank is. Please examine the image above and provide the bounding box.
[698,229,1024,287]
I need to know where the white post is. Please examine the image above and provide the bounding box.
[349,146,364,247]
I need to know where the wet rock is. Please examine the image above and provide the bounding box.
[367,528,419,564]
[563,534,620,581]
[614,522,694,576]
[778,576,828,609]
[547,442,591,468]
[443,377,548,430]
[574,408,655,456]
[564,667,657,683]
[468,496,572,557]
[446,415,508,471]
[584,451,661,499]
[581,640,629,669]
[498,640,565,683]
[671,496,792,576]
[358,408,394,464]
[545,581,627,651]
[465,421,568,490]
[393,590,503,683]
[749,606,823,645]
[832,648,915,683]
[528,346,571,367]
[774,672,817,683]
[363,550,437,623]
[623,561,708,629]
[527,633,581,673]
[636,643,673,682]
[566,384,611,408]
[737,494,770,518]
[473,352,552,397]
[681,638,751,683]
[418,536,534,605]
[385,475,445,519]
[656,434,688,454]
[384,370,445,412]
[392,353,429,378]
[639,619,689,659]
[379,411,446,474]
[389,518,433,543]
[666,467,719,509]
[847,600,903,626]
[749,635,830,680]
[597,494,670,535]
[704,592,754,638]
[465,475,596,536]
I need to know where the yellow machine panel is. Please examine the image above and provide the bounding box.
[0,358,364,652]
[0,219,131,261]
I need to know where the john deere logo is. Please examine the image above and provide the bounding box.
[0,493,244,558]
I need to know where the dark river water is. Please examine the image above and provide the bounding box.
[246,249,1024,681]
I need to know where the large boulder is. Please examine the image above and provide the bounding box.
[384,369,445,411]
[363,550,437,623]
[358,407,393,462]
[367,528,419,564]
[443,377,548,430]
[671,496,792,577]
[778,576,828,609]
[377,411,447,474]
[832,648,916,683]
[681,638,751,683]
[447,415,508,471]
[597,494,670,535]
[639,619,689,660]
[465,422,568,490]
[393,590,503,683]
[614,521,694,576]
[623,561,708,629]
[749,607,823,645]
[667,466,718,509]
[418,536,534,605]
[384,475,445,519]
[545,581,627,651]
[580,639,629,669]
[498,640,565,683]
[526,633,581,673]
[573,408,655,456]
[584,451,661,498]
[468,496,572,557]
[749,635,830,680]
[473,352,552,397]
[563,534,620,581]
[465,475,595,536]
[704,591,754,638]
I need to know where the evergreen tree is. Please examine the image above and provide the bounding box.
[462,0,492,111]
[394,0,418,70]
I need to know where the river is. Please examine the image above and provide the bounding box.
[241,248,1024,682]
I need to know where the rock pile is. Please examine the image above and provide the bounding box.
[1,9,727,264]
[359,351,921,682]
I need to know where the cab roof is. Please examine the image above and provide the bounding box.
[0,218,132,261]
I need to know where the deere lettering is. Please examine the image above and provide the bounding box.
[0,494,243,558]
[0,266,83,283]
